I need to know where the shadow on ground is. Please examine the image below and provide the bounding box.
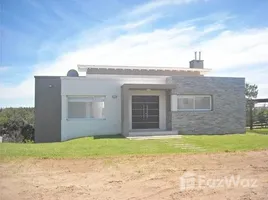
[93,134,125,139]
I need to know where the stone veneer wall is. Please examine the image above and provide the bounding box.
[170,76,246,134]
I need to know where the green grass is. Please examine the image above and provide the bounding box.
[1,131,268,159]
[248,128,268,134]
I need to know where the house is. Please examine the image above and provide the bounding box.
[34,53,246,142]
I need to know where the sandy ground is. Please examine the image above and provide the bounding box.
[1,151,268,200]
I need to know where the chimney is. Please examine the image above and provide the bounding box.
[190,51,204,69]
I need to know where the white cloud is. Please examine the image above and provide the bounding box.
[129,0,199,16]
[120,14,162,30]
[212,66,268,98]
[0,79,33,99]
[201,28,268,70]
[1,0,268,106]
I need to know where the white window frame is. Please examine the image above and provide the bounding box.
[177,95,212,111]
[67,95,106,120]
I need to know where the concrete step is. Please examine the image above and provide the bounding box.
[128,130,178,137]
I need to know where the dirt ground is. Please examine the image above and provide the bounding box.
[1,151,268,200]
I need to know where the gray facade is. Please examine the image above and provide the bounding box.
[35,76,61,143]
[34,72,246,142]
[169,76,246,134]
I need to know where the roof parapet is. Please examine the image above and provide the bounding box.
[77,64,211,75]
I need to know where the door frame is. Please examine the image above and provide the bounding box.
[129,90,166,131]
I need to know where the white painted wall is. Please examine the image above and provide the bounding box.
[61,75,167,141]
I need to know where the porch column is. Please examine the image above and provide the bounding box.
[121,86,130,136]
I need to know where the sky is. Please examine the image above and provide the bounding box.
[1,0,268,107]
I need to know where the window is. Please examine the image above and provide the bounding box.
[177,95,212,111]
[68,96,105,119]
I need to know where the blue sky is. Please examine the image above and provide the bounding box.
[1,0,268,107]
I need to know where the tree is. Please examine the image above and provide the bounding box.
[21,124,35,142]
[256,107,268,128]
[245,83,258,100]
[0,107,35,142]
[245,83,258,130]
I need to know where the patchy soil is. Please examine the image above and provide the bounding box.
[1,151,268,200]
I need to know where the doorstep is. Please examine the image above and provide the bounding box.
[128,130,179,137]
[127,134,181,140]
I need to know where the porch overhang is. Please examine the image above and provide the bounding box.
[121,84,175,137]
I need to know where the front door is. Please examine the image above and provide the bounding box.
[132,95,159,129]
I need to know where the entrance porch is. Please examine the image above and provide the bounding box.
[121,84,176,137]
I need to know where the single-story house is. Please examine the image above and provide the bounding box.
[34,53,246,142]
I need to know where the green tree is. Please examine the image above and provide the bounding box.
[0,107,35,142]
[256,108,268,128]
[245,83,258,100]
[245,83,258,130]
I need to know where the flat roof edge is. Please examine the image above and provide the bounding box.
[34,76,61,79]
[171,76,245,79]
[77,64,211,73]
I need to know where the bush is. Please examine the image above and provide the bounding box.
[21,124,35,142]
[1,121,35,143]
[0,107,35,143]
[2,131,24,143]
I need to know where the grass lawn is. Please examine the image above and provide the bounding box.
[248,128,268,134]
[1,131,268,159]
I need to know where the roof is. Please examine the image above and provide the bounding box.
[77,64,211,76]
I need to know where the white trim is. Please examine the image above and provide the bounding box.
[67,95,106,120]
[177,95,212,111]
[77,64,211,73]
[68,96,105,102]
[178,109,212,111]
[66,118,106,121]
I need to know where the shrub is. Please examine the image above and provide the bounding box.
[0,107,35,143]
[21,124,35,142]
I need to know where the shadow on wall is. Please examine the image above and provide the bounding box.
[93,134,125,139]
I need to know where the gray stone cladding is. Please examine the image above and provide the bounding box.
[170,76,246,134]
